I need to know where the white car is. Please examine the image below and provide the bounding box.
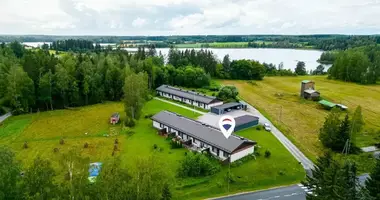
[264,123,271,131]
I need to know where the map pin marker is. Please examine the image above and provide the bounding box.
[219,115,235,139]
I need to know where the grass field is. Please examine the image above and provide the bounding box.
[0,99,304,199]
[221,76,380,162]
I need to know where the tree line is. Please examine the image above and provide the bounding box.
[303,151,380,200]
[3,35,380,51]
[328,46,380,84]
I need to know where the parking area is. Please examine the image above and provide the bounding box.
[197,110,258,128]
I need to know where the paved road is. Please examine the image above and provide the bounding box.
[240,100,315,172]
[213,174,369,200]
[0,112,11,123]
[210,185,307,200]
[154,97,206,115]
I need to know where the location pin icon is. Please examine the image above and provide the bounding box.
[219,115,235,139]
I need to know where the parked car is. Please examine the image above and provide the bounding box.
[264,123,271,131]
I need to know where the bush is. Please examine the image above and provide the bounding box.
[53,148,59,153]
[278,170,286,176]
[177,153,221,178]
[256,126,262,131]
[153,144,158,149]
[60,138,65,145]
[170,140,183,149]
[265,150,271,158]
[84,142,89,148]
[23,142,28,149]
[144,114,154,119]
[124,118,136,127]
[0,107,6,115]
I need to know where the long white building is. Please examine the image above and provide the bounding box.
[156,85,223,110]
[151,110,256,163]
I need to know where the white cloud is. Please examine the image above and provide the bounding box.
[0,0,380,35]
[132,17,147,28]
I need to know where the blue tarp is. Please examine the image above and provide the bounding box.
[89,162,102,177]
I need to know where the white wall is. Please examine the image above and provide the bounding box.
[153,121,161,129]
[230,146,254,162]
[207,101,224,110]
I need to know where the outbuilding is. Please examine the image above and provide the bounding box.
[234,115,259,132]
[211,102,246,115]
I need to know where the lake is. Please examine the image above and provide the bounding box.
[124,48,327,71]
[22,42,327,71]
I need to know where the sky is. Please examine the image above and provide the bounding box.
[1,0,380,35]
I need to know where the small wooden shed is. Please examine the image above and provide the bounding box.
[110,113,120,125]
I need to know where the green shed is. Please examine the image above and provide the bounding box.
[319,100,336,110]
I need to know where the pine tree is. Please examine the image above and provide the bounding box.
[319,109,342,151]
[338,114,351,152]
[365,159,380,200]
[161,183,172,200]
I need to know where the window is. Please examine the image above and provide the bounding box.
[160,123,163,128]
[223,151,228,157]
[212,146,216,153]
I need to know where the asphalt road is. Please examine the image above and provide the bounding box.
[213,174,369,200]
[0,112,11,123]
[240,100,315,172]
[211,185,307,200]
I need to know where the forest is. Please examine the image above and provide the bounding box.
[328,45,380,84]
[0,41,268,115]
[2,34,380,51]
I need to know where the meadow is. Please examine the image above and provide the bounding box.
[0,98,304,199]
[221,76,380,162]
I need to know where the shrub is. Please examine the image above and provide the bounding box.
[114,138,119,144]
[53,148,59,153]
[144,114,154,119]
[84,142,89,148]
[124,118,136,127]
[265,150,271,158]
[0,107,6,115]
[60,138,65,145]
[114,144,118,151]
[375,143,380,148]
[170,140,183,149]
[224,171,237,183]
[153,144,158,149]
[278,170,285,176]
[23,142,28,149]
[256,126,261,131]
[177,153,221,178]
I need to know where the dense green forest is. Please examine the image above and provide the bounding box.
[0,41,269,114]
[2,34,380,51]
[328,45,380,84]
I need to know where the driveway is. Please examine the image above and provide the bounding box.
[240,100,315,172]
[197,110,257,128]
[0,112,11,124]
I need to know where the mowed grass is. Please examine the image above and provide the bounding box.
[0,99,305,199]
[222,76,380,160]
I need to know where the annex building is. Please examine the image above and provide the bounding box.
[156,85,223,110]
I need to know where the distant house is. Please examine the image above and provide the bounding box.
[156,85,223,110]
[300,80,320,100]
[151,110,257,163]
[110,113,120,125]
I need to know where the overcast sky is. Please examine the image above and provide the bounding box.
[1,0,380,35]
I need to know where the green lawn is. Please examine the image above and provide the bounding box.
[0,99,305,199]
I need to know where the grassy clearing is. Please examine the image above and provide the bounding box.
[221,76,380,161]
[0,99,304,199]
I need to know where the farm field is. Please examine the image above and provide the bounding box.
[0,98,304,199]
[221,76,380,161]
